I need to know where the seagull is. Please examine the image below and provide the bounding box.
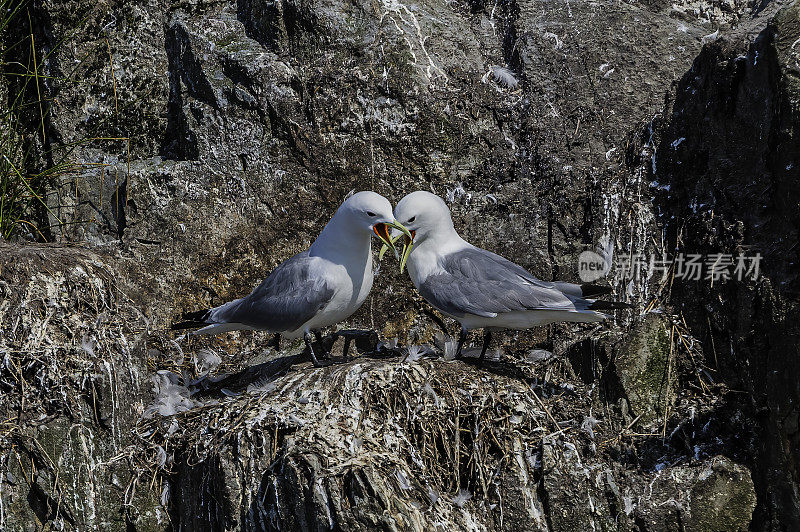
[390,191,629,362]
[172,191,411,366]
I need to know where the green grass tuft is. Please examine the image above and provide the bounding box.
[0,0,74,241]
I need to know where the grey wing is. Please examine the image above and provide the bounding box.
[211,251,334,332]
[419,247,588,318]
[483,250,611,299]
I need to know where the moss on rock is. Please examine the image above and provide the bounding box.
[614,315,675,425]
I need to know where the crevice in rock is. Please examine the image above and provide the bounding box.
[500,0,521,76]
[111,179,127,239]
[81,376,112,432]
[171,454,233,531]
[237,0,319,57]
[160,22,208,161]
[237,0,286,53]
[537,469,555,532]
[27,482,75,527]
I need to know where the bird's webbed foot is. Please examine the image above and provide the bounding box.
[310,352,335,367]
[477,330,493,366]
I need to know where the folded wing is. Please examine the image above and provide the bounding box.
[210,251,335,332]
[418,247,591,318]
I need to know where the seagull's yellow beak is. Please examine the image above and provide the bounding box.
[374,221,412,260]
[399,230,415,273]
[378,232,403,261]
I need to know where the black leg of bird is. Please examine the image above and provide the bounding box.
[341,336,352,361]
[269,333,281,350]
[455,326,468,359]
[305,331,329,367]
[479,331,492,363]
[313,330,329,359]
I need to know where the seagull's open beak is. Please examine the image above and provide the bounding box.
[373,221,412,260]
[399,230,415,274]
[378,232,403,261]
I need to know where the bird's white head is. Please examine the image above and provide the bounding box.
[325,191,412,255]
[392,191,456,272]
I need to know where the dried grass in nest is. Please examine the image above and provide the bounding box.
[128,344,598,523]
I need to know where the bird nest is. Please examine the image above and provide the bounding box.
[134,345,598,527]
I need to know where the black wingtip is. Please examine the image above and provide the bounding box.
[580,283,614,298]
[588,300,634,311]
[171,321,205,330]
[171,308,211,330]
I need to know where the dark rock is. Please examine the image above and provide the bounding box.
[653,0,800,527]
[634,456,756,532]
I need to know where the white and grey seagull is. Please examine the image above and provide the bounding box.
[389,190,628,362]
[173,191,411,366]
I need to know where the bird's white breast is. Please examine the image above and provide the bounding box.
[325,250,374,317]
[406,245,441,289]
[286,248,374,337]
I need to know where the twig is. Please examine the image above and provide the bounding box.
[662,325,675,440]
[29,15,45,144]
[598,413,644,448]
[527,383,559,429]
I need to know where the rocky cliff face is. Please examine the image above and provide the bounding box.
[1,0,798,530]
[653,3,800,526]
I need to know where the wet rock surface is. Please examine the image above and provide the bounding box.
[1,0,798,529]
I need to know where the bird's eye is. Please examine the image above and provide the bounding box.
[366,211,376,217]
[407,216,416,223]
